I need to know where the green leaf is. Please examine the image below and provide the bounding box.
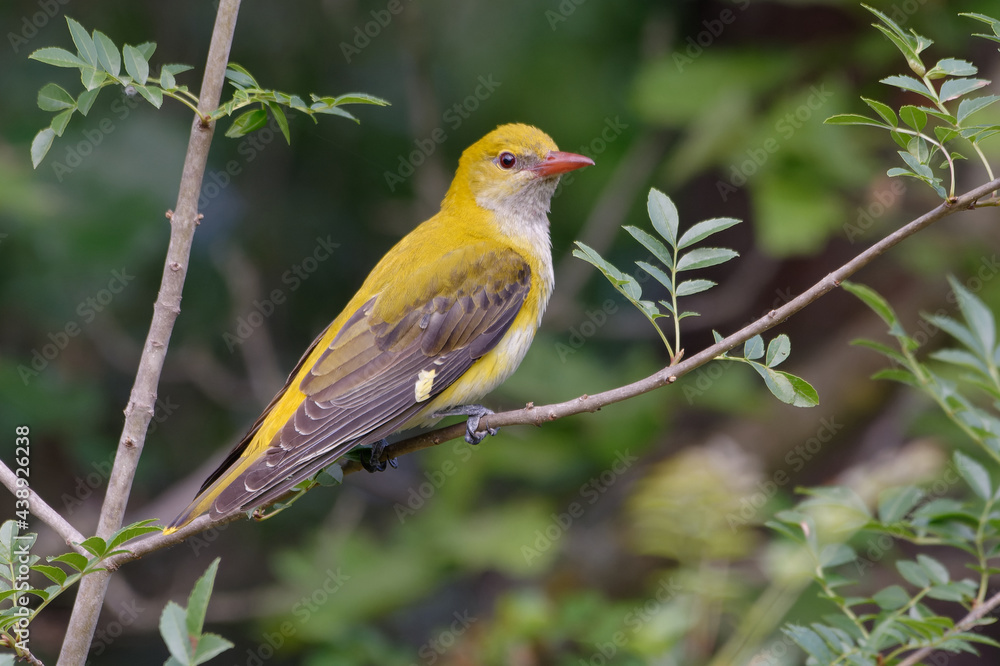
[159,68,175,90]
[873,584,910,610]
[107,520,161,551]
[897,559,930,587]
[677,217,740,249]
[49,552,87,572]
[225,108,269,138]
[186,558,220,637]
[954,451,992,500]
[50,109,74,136]
[878,486,923,523]
[133,84,163,109]
[957,95,1000,124]
[310,105,358,122]
[162,63,194,77]
[752,363,819,407]
[783,625,834,665]
[31,564,67,586]
[917,554,949,584]
[37,83,76,111]
[66,17,97,66]
[30,46,87,68]
[676,247,738,271]
[76,88,100,116]
[899,105,927,131]
[940,78,990,103]
[931,348,988,373]
[267,102,291,144]
[31,128,56,168]
[159,600,191,663]
[79,65,106,91]
[675,279,715,297]
[842,281,899,329]
[192,633,234,664]
[330,92,391,106]
[93,30,120,77]
[947,275,995,359]
[872,368,920,387]
[635,261,672,292]
[930,58,978,78]
[744,335,764,360]
[78,537,107,558]
[624,226,673,270]
[123,44,149,85]
[862,97,898,126]
[820,543,856,568]
[135,41,156,60]
[925,313,980,355]
[646,188,679,248]
[824,113,889,128]
[765,334,791,367]
[225,63,258,88]
[573,242,625,283]
[881,75,936,101]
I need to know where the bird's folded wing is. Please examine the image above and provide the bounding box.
[207,243,531,517]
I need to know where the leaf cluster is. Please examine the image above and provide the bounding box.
[28,16,388,168]
[159,559,232,666]
[826,7,1000,199]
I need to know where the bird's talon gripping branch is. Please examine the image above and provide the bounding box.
[433,404,499,445]
[361,439,395,473]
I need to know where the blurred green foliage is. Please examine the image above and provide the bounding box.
[4,1,1000,664]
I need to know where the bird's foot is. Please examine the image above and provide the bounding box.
[361,438,398,473]
[432,404,499,445]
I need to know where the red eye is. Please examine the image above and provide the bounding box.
[497,152,517,169]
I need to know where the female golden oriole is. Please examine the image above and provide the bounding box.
[165,123,594,533]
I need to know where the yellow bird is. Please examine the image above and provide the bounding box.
[165,123,594,533]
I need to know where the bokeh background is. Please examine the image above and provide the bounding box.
[3,1,1000,664]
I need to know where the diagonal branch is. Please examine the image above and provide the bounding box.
[55,2,242,664]
[0,460,87,555]
[99,176,1000,569]
[895,587,1000,666]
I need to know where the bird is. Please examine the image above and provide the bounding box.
[164,123,594,534]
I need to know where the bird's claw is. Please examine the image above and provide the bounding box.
[432,404,498,445]
[361,439,397,473]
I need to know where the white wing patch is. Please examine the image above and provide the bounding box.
[415,368,437,402]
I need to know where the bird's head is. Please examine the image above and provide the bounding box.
[444,123,594,228]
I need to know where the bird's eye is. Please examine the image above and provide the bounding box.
[497,152,517,170]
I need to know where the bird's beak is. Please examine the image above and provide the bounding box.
[530,151,595,177]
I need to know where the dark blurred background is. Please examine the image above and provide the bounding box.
[2,1,1000,664]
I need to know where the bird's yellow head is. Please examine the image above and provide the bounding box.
[443,123,594,235]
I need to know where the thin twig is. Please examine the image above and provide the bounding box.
[895,587,1000,666]
[55,2,242,664]
[0,460,87,555]
[99,177,1000,568]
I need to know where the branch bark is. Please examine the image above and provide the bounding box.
[0,460,87,554]
[55,2,242,663]
[96,176,1000,570]
[896,587,1000,666]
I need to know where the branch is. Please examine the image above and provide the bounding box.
[55,2,242,664]
[895,587,1000,666]
[97,176,1000,568]
[0,460,87,555]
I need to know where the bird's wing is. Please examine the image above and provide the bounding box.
[202,243,531,519]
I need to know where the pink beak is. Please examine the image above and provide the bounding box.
[530,150,595,177]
